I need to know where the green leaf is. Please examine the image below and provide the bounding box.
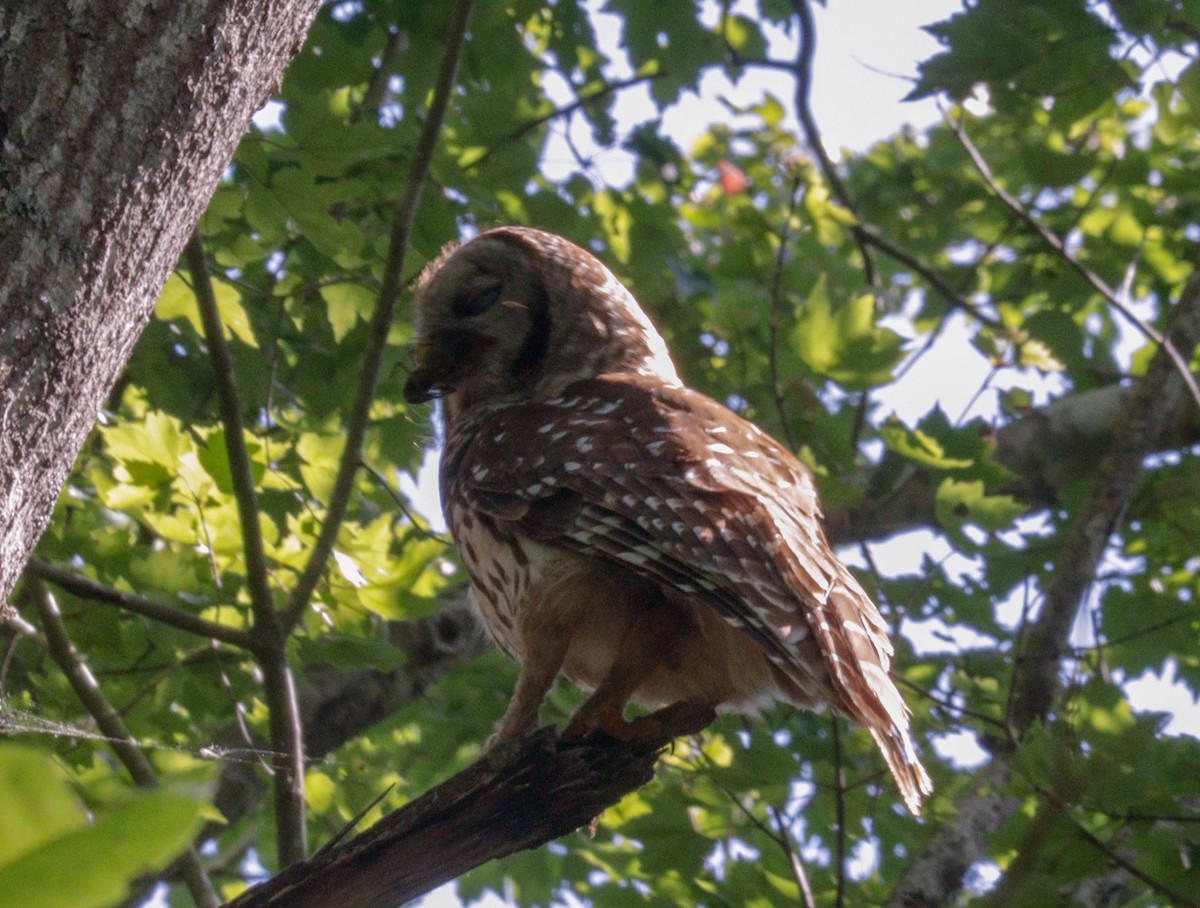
[791,276,905,390]
[154,273,258,348]
[936,477,1026,537]
[101,410,191,474]
[880,420,974,469]
[0,746,86,867]
[0,748,206,908]
[1017,338,1065,373]
[320,282,377,342]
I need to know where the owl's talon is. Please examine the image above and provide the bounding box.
[562,703,630,741]
[626,700,717,744]
[479,735,523,769]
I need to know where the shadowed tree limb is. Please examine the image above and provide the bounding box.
[25,557,255,648]
[945,109,1200,414]
[1008,264,1200,731]
[186,231,308,866]
[823,369,1200,548]
[885,262,1200,907]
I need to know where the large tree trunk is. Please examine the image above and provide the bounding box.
[0,0,320,602]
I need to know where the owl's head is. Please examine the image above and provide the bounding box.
[403,227,678,417]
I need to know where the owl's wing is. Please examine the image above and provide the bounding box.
[449,374,928,810]
[448,374,921,758]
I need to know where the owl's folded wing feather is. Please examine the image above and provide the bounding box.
[447,374,930,813]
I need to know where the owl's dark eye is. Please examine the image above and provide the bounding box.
[454,286,502,318]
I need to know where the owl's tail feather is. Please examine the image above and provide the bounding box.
[869,724,933,817]
[814,581,933,816]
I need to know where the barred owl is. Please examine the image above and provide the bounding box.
[404,226,931,814]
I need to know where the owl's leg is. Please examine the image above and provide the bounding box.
[487,635,569,749]
[563,596,685,740]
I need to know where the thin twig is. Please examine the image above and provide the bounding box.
[1010,264,1200,732]
[26,558,254,649]
[357,26,407,121]
[28,579,219,908]
[283,0,478,633]
[944,110,1200,414]
[1067,815,1200,907]
[184,234,278,632]
[734,36,1006,330]
[830,714,847,908]
[791,0,877,287]
[1031,781,1200,908]
[768,172,804,450]
[854,222,1005,329]
[895,676,1010,733]
[767,804,817,908]
[701,760,817,908]
[887,259,1200,908]
[464,73,662,170]
[1069,610,1193,652]
[359,460,451,545]
[1165,18,1200,43]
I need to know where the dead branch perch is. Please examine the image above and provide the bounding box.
[225,702,715,908]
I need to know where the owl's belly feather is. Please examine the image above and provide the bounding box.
[450,502,816,716]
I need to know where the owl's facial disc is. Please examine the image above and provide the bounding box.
[406,238,544,407]
[404,328,500,403]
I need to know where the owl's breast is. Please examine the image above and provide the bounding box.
[446,500,541,659]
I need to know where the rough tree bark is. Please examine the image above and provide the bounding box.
[0,0,321,604]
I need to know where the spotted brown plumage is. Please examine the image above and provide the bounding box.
[404,226,932,815]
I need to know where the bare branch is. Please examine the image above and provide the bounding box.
[184,233,278,631]
[1065,814,1199,908]
[738,41,1006,330]
[26,557,254,649]
[830,715,847,908]
[185,231,308,865]
[28,578,220,908]
[790,0,877,287]
[1166,18,1200,43]
[767,805,817,908]
[767,172,804,451]
[854,222,1006,330]
[1009,264,1200,731]
[283,0,478,633]
[209,599,484,845]
[357,26,407,121]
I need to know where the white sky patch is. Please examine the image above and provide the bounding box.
[332,549,368,588]
[538,0,961,187]
[1124,660,1200,740]
[902,616,999,656]
[398,446,447,534]
[847,836,880,881]
[930,729,990,769]
[414,883,510,908]
[252,100,285,131]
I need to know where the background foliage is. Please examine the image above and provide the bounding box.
[3,0,1200,905]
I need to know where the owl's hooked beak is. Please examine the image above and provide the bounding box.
[404,329,493,403]
[402,367,441,404]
